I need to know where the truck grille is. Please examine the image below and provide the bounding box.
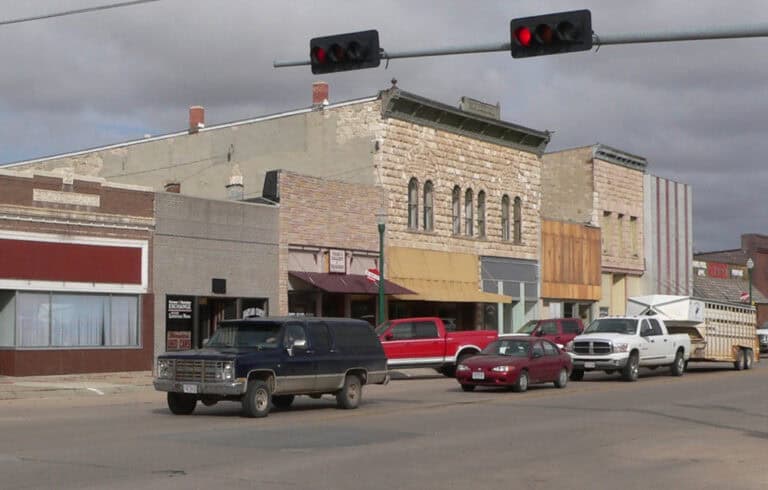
[173,360,227,382]
[574,341,612,355]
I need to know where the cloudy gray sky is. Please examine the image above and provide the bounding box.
[1,0,766,252]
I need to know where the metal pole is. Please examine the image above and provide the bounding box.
[274,23,768,68]
[378,222,386,325]
[749,268,753,305]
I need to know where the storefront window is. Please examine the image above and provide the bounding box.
[0,290,16,346]
[13,292,139,348]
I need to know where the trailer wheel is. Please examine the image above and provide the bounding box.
[744,349,754,370]
[734,349,745,371]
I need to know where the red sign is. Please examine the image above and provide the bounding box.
[706,262,728,279]
[366,268,380,283]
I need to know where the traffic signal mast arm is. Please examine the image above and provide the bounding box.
[275,21,768,68]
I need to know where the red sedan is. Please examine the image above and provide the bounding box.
[455,336,572,392]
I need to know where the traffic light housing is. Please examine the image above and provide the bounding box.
[310,30,381,74]
[511,10,592,58]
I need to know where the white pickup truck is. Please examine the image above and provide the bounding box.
[566,316,691,381]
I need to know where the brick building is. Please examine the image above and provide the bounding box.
[6,83,550,332]
[694,234,768,326]
[0,169,154,376]
[542,145,646,317]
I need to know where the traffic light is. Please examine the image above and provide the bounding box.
[510,10,592,58]
[310,30,381,74]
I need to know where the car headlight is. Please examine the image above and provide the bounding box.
[492,365,515,372]
[456,364,470,372]
[157,359,174,379]
[612,343,629,353]
[564,341,574,352]
[216,361,235,381]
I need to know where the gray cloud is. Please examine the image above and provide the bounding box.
[1,0,766,251]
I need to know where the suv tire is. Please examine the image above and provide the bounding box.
[167,392,196,415]
[242,380,271,418]
[623,352,639,382]
[336,374,362,409]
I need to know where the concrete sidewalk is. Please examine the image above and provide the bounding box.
[0,371,154,400]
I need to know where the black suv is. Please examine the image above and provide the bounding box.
[154,317,389,417]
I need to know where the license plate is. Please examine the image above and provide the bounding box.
[472,371,485,380]
[182,384,198,394]
[584,362,596,369]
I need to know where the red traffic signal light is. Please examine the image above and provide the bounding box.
[310,30,381,74]
[511,10,592,58]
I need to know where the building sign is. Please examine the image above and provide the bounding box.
[167,331,192,351]
[706,262,728,279]
[329,249,346,273]
[166,295,194,332]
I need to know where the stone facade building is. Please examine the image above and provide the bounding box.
[6,83,551,332]
[542,145,647,317]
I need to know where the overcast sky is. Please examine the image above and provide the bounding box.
[1,0,766,253]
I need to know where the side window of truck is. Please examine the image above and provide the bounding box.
[640,320,653,337]
[540,321,558,335]
[648,319,664,336]
[561,320,581,334]
[414,321,439,339]
[390,323,414,340]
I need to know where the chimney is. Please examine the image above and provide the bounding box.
[226,174,244,201]
[164,182,180,193]
[312,81,329,107]
[189,106,205,134]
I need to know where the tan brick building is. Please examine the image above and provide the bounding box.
[542,145,646,317]
[6,83,551,332]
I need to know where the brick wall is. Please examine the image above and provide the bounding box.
[541,147,594,223]
[277,171,385,314]
[378,118,541,261]
[593,158,644,273]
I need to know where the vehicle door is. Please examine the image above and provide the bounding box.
[528,341,548,383]
[540,340,562,381]
[379,321,415,364]
[638,319,664,365]
[307,321,337,392]
[559,319,583,346]
[646,319,670,364]
[537,320,560,345]
[277,322,316,394]
[412,320,444,361]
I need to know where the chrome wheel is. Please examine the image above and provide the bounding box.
[254,387,269,411]
[555,368,568,388]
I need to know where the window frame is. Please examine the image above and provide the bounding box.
[452,186,461,235]
[408,177,419,230]
[423,180,434,232]
[501,194,510,241]
[513,196,522,244]
[464,188,474,237]
[477,190,486,238]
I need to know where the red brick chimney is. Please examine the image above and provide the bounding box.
[312,82,329,107]
[189,106,205,133]
[164,182,180,193]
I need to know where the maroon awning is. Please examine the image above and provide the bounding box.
[289,271,414,295]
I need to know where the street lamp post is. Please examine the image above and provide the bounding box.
[376,210,387,325]
[747,258,755,305]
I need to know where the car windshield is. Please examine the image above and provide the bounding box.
[584,319,638,335]
[374,321,391,336]
[206,323,282,349]
[481,339,531,357]
[515,320,539,334]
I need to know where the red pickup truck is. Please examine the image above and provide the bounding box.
[375,317,498,376]
[513,318,584,347]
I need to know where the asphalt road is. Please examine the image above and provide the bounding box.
[1,363,766,490]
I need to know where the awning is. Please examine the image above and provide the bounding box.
[387,247,513,304]
[289,271,414,295]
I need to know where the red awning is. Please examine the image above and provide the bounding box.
[289,271,414,295]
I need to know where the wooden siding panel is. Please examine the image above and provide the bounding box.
[542,220,602,300]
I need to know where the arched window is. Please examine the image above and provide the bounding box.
[513,196,522,244]
[408,178,419,230]
[452,186,461,235]
[501,195,510,241]
[423,181,434,231]
[477,190,486,238]
[464,189,474,237]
